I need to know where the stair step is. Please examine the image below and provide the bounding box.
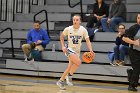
[15,13,71,22]
[0,58,6,68]
[2,49,24,58]
[0,22,55,30]
[54,21,87,31]
[45,0,96,5]
[30,5,87,13]
[54,21,72,30]
[0,58,6,64]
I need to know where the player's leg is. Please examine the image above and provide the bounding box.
[69,55,81,74]
[69,54,81,67]
[57,58,73,89]
[66,54,81,86]
[60,59,73,80]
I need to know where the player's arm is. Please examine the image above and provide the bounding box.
[85,37,93,52]
[84,28,93,53]
[60,32,67,53]
[60,33,65,48]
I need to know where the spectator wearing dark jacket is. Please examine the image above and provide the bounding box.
[86,0,109,41]
[113,24,129,66]
[101,0,126,32]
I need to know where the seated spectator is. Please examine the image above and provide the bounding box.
[111,24,129,66]
[101,0,126,32]
[22,20,50,62]
[86,0,109,41]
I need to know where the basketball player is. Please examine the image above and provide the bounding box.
[56,14,94,90]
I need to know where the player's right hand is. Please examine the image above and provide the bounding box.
[62,46,67,53]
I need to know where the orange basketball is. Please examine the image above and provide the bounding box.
[82,52,95,63]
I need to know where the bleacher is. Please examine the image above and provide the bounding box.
[0,0,140,82]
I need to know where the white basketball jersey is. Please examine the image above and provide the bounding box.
[63,26,89,54]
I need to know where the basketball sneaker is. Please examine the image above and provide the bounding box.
[66,75,73,86]
[56,80,66,90]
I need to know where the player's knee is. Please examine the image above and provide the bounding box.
[69,54,81,66]
[76,60,81,67]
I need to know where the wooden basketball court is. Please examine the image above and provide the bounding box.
[0,74,139,93]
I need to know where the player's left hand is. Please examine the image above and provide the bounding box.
[90,51,95,55]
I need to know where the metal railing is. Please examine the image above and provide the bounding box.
[0,0,8,21]
[34,10,50,38]
[68,0,83,20]
[32,0,38,5]
[0,28,15,57]
[16,0,23,13]
[13,0,29,21]
[0,0,46,21]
